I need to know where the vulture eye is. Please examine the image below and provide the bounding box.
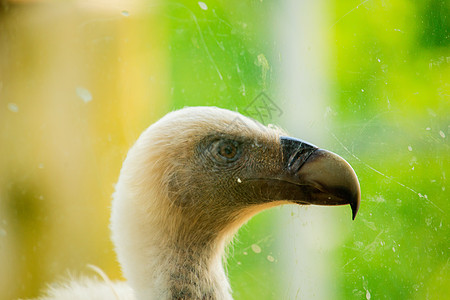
[210,139,241,163]
[219,143,237,159]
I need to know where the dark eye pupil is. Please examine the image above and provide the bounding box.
[210,139,240,163]
[224,146,233,155]
[220,144,236,158]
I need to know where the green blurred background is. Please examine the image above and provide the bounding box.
[0,0,448,299]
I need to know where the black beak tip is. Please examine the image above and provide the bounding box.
[351,202,358,220]
[350,191,361,220]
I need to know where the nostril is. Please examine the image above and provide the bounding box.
[280,136,318,173]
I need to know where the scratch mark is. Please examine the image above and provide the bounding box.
[329,130,444,213]
[351,110,391,149]
[212,9,232,28]
[329,0,371,30]
[342,230,384,268]
[240,234,274,252]
[169,3,223,80]
[206,25,226,51]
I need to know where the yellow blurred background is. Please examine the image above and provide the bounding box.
[1,1,169,298]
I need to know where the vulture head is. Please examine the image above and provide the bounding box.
[111,106,360,299]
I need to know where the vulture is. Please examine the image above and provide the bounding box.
[36,106,360,300]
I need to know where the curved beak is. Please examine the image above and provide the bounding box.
[239,136,360,219]
[279,136,360,220]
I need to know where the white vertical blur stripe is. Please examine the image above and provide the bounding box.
[276,1,337,299]
[277,0,330,144]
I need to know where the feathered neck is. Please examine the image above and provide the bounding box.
[111,181,235,299]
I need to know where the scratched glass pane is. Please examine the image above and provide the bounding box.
[0,1,448,299]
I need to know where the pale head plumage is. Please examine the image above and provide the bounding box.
[111,107,286,299]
